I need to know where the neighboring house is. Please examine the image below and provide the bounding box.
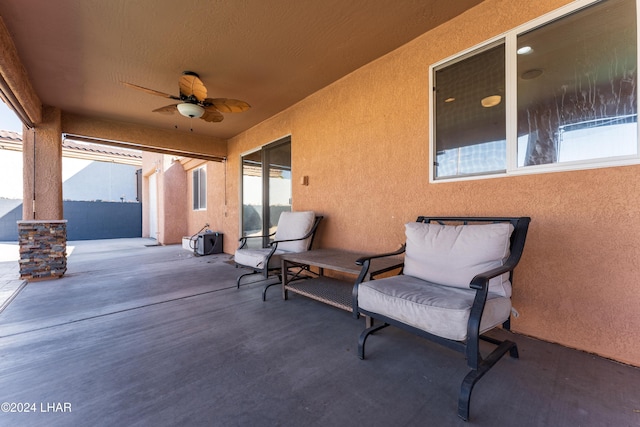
[140,152,226,245]
[0,130,143,240]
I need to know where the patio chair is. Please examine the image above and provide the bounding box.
[235,211,323,300]
[352,216,530,421]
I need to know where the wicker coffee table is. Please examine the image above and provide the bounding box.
[280,248,403,312]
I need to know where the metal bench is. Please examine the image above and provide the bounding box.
[352,216,531,421]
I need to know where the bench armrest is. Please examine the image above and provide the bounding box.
[266,215,323,252]
[269,220,322,249]
[237,231,276,249]
[355,244,406,266]
[352,245,406,319]
[469,262,515,290]
[469,251,522,290]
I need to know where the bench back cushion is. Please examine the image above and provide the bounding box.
[404,222,514,297]
[274,211,316,253]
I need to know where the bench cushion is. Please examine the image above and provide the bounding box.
[357,275,511,341]
[404,222,514,297]
[234,248,286,269]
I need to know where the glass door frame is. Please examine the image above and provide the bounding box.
[240,136,292,248]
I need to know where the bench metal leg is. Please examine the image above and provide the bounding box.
[509,345,519,359]
[458,340,518,421]
[236,271,257,288]
[358,322,389,360]
[262,279,281,301]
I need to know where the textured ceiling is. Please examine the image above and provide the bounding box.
[0,0,483,139]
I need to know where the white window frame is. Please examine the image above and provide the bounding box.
[192,166,207,210]
[429,0,640,183]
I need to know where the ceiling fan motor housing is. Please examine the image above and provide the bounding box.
[181,94,200,103]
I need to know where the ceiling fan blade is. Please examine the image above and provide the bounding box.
[201,106,224,122]
[204,98,251,113]
[152,104,178,115]
[179,73,207,102]
[122,82,179,100]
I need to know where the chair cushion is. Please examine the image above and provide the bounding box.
[404,221,514,297]
[234,248,286,270]
[357,275,512,341]
[274,211,316,253]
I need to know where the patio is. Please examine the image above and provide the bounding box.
[0,239,638,426]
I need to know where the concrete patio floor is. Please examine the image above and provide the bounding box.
[0,238,638,426]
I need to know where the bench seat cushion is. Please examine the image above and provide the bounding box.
[358,275,512,341]
[234,248,287,269]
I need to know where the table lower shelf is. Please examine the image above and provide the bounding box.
[284,276,353,312]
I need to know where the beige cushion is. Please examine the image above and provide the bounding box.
[273,211,315,253]
[403,222,514,297]
[234,248,286,269]
[234,211,316,270]
[357,275,511,341]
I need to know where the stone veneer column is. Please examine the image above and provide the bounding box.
[17,220,67,280]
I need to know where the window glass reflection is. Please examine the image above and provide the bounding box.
[517,0,637,167]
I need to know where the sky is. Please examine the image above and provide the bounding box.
[0,100,23,133]
[0,100,92,199]
[0,101,23,198]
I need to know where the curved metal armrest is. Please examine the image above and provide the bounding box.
[355,244,406,283]
[269,235,310,247]
[352,245,406,319]
[470,216,530,291]
[466,261,519,367]
[469,259,519,290]
[269,215,324,250]
[355,244,406,266]
[237,231,276,249]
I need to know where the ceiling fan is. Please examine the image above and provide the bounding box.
[122,71,250,123]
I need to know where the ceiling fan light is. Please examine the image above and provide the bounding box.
[177,103,205,118]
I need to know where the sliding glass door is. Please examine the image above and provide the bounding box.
[241,137,292,248]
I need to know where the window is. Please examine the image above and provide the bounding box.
[431,0,638,181]
[434,43,506,178]
[192,166,206,210]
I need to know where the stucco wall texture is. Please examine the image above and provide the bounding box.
[184,160,226,239]
[161,160,188,243]
[22,106,63,220]
[225,0,640,366]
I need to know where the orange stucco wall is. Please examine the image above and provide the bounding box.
[184,159,227,238]
[223,0,640,367]
[161,160,188,243]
